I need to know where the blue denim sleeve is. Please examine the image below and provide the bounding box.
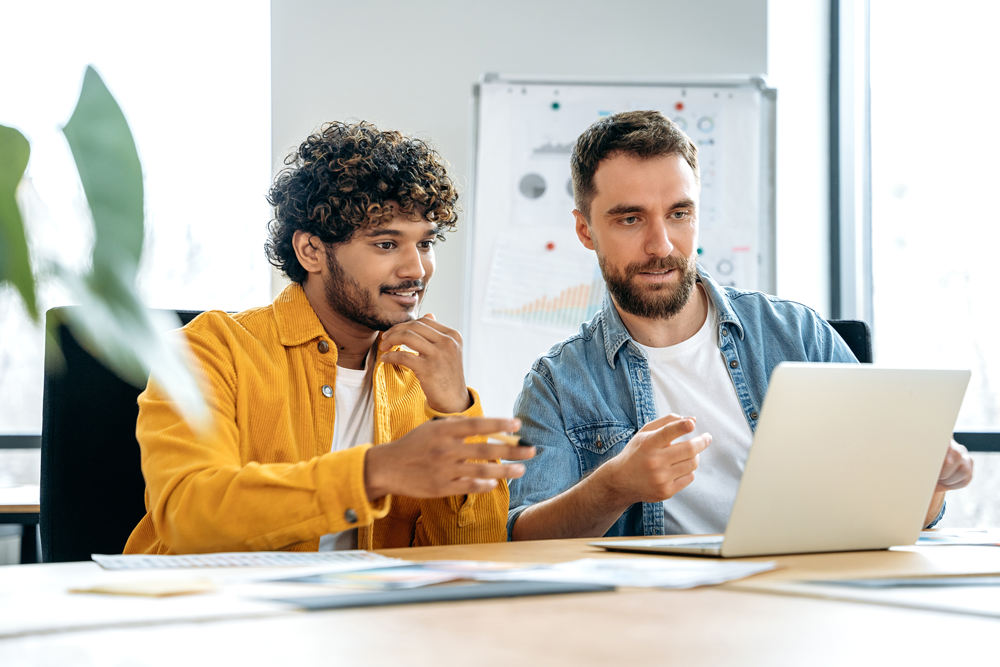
[507,366,582,540]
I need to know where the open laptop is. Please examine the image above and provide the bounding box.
[592,363,970,558]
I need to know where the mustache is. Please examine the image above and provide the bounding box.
[622,256,689,278]
[379,280,425,293]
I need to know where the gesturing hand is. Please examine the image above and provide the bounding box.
[380,314,471,414]
[363,417,536,501]
[937,439,974,491]
[603,413,712,504]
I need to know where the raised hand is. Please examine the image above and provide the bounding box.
[363,417,535,501]
[937,440,974,491]
[602,413,713,504]
[380,313,471,414]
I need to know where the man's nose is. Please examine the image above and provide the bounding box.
[643,220,675,257]
[397,245,427,279]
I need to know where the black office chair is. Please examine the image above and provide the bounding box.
[40,307,202,562]
[827,319,872,364]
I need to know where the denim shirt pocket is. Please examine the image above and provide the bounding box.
[566,421,635,475]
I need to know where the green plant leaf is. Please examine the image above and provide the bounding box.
[0,123,38,320]
[53,263,211,432]
[53,65,209,432]
[62,66,144,277]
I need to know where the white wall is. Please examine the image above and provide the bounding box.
[271,0,769,328]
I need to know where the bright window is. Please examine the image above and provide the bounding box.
[870,0,1000,430]
[0,1,272,434]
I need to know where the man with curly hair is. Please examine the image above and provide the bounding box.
[125,121,533,554]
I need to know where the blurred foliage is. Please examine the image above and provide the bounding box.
[0,123,37,319]
[0,66,208,431]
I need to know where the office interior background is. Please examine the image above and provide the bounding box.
[0,0,997,563]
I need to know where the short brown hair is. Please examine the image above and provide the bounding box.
[570,110,699,220]
[265,121,459,283]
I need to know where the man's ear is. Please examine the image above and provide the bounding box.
[573,209,595,250]
[292,230,326,275]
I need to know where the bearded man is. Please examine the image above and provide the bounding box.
[507,110,972,541]
[125,121,533,554]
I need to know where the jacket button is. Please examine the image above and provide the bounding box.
[729,359,739,369]
[721,328,728,337]
[318,340,330,353]
[344,508,358,524]
[750,411,759,420]
[322,384,333,398]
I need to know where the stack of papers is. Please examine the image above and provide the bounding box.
[917,529,1000,546]
[273,557,777,591]
[93,550,400,570]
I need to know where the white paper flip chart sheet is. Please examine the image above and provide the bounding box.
[466,77,776,417]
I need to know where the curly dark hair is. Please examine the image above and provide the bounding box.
[265,121,460,283]
[571,110,699,221]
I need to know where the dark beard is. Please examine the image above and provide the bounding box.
[600,254,697,320]
[323,252,423,332]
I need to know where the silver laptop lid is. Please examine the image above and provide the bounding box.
[720,363,970,557]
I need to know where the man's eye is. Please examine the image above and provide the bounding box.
[375,241,396,250]
[672,210,690,220]
[620,216,639,225]
[418,240,437,250]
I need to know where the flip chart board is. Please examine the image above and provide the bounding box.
[465,75,776,417]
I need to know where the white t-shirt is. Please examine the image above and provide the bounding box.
[318,349,376,551]
[633,293,754,535]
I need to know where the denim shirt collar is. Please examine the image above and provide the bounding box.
[598,265,745,370]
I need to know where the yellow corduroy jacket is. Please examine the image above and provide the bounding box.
[124,283,508,554]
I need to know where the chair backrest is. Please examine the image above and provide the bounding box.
[40,307,202,562]
[827,319,873,364]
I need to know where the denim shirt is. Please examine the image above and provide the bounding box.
[508,267,865,538]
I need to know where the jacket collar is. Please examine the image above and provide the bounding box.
[273,282,330,347]
[599,264,745,369]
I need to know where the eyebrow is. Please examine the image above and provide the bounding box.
[604,199,697,216]
[365,225,441,238]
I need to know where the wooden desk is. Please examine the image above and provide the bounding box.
[0,484,39,564]
[0,538,998,665]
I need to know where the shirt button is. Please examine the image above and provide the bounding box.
[322,384,333,398]
[344,508,358,524]
[729,360,739,369]
[318,340,330,353]
[750,411,759,420]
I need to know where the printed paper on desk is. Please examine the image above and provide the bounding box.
[92,550,400,570]
[472,558,778,589]
[917,529,1000,546]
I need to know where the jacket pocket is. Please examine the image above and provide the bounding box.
[566,421,635,455]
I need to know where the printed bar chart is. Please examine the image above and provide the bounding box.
[485,238,605,332]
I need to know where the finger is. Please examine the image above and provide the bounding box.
[437,417,522,439]
[638,413,692,433]
[412,314,461,341]
[939,462,973,489]
[663,434,712,463]
[383,316,460,345]
[380,323,445,352]
[380,349,427,372]
[645,418,698,446]
[461,442,536,461]
[458,461,527,480]
[445,478,499,496]
[666,456,700,480]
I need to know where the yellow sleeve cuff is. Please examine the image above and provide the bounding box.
[423,387,485,420]
[315,444,391,533]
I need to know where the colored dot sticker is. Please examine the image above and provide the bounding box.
[675,101,684,111]
[546,242,556,251]
[696,247,704,255]
[552,101,560,110]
